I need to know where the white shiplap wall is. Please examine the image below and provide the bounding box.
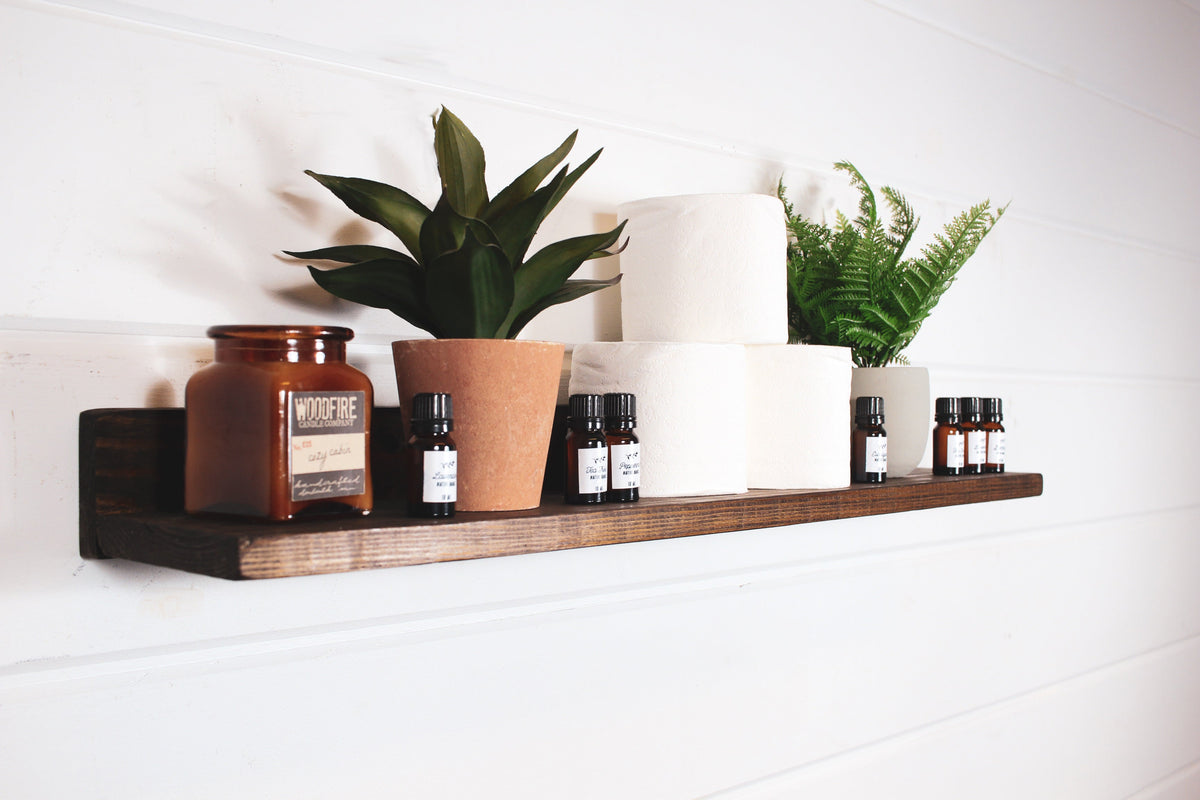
[2,0,1199,797]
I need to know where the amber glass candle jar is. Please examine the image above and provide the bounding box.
[185,325,373,520]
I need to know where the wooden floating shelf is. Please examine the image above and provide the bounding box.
[80,409,1043,581]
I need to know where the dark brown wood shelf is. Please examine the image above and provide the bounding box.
[80,408,1043,581]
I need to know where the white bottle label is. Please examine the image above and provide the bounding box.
[864,436,887,474]
[988,431,1007,464]
[422,450,457,503]
[967,430,987,466]
[948,433,965,469]
[288,390,368,501]
[578,447,608,495]
[609,443,640,489]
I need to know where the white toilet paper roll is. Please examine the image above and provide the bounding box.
[617,194,788,345]
[569,342,747,497]
[746,344,853,489]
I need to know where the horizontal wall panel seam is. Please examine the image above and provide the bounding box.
[909,362,1200,388]
[701,634,1200,799]
[1124,758,1200,800]
[3,508,1196,694]
[17,0,1200,262]
[4,323,1199,386]
[869,0,1200,140]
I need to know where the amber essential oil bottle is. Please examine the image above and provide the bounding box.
[852,396,887,483]
[565,394,608,504]
[982,397,1006,473]
[406,392,457,518]
[959,396,986,475]
[603,392,640,502]
[932,397,965,476]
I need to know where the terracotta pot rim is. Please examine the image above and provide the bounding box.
[391,338,564,348]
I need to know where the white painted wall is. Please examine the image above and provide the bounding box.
[2,0,1198,796]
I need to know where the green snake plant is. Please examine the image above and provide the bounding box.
[778,161,1005,367]
[287,107,626,339]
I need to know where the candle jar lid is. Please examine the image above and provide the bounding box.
[206,325,354,364]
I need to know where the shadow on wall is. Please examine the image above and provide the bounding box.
[145,379,177,407]
[133,99,436,325]
[271,213,376,314]
[594,211,623,342]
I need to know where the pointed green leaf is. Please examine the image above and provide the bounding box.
[537,148,602,232]
[284,245,412,264]
[418,196,469,263]
[306,258,436,336]
[584,235,628,260]
[488,166,569,265]
[424,229,514,338]
[418,196,504,265]
[433,107,488,218]
[304,171,430,260]
[502,221,625,333]
[503,276,621,339]
[490,149,605,268]
[485,130,577,223]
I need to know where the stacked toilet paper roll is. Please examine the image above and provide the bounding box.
[745,344,853,489]
[617,194,788,344]
[567,193,852,497]
[569,342,747,497]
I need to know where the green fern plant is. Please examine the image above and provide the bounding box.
[286,107,626,339]
[777,161,1006,368]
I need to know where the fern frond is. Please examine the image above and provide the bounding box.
[780,165,1005,367]
[922,201,1006,278]
[834,161,877,230]
[880,185,918,268]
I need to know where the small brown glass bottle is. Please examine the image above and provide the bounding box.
[407,392,457,518]
[603,392,640,502]
[852,396,887,483]
[565,393,608,504]
[959,396,986,475]
[932,397,966,476]
[982,397,1006,473]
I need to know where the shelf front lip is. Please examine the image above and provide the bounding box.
[92,471,1043,580]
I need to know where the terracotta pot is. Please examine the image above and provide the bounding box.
[850,366,930,478]
[391,339,565,511]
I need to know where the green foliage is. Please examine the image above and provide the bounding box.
[778,161,1005,367]
[287,107,626,339]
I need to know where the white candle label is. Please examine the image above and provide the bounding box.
[988,431,1007,464]
[948,434,965,468]
[578,447,608,495]
[967,430,987,466]
[864,436,887,474]
[288,391,367,501]
[609,443,641,489]
[422,450,457,503]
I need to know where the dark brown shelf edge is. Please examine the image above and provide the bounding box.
[80,409,1042,580]
[92,475,1043,581]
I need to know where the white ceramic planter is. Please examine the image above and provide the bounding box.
[850,366,930,478]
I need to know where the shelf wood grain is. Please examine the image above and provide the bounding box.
[80,409,1043,580]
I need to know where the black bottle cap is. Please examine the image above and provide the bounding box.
[568,393,604,420]
[603,392,636,424]
[412,392,453,423]
[959,396,980,415]
[855,396,884,421]
[982,397,1004,418]
[935,397,961,417]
